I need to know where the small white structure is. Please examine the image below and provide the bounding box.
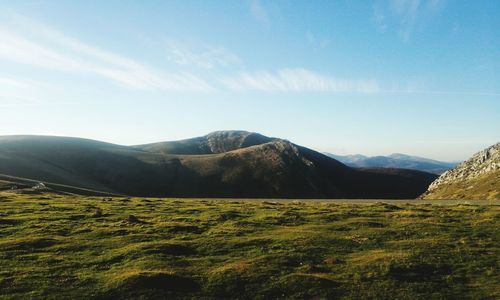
[32,182,46,190]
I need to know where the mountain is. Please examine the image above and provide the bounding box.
[422,143,500,200]
[137,131,273,155]
[0,131,438,199]
[324,152,457,174]
[323,153,368,165]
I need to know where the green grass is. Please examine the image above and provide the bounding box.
[423,170,500,201]
[0,193,498,299]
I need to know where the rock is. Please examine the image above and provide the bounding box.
[427,143,500,191]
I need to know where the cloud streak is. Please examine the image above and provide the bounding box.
[0,16,213,91]
[0,15,385,95]
[0,76,49,105]
[165,41,242,69]
[219,69,381,93]
[4,13,492,98]
[219,70,500,96]
[249,0,269,25]
[373,0,446,40]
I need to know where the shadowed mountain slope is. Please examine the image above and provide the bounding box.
[0,132,437,198]
[0,136,176,196]
[0,174,120,196]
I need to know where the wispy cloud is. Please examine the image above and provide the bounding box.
[373,0,446,40]
[383,89,500,97]
[372,5,388,32]
[219,70,500,96]
[165,41,242,69]
[391,0,422,40]
[0,15,387,95]
[0,15,213,91]
[0,75,90,107]
[305,31,330,51]
[219,69,381,93]
[249,0,269,25]
[0,76,49,105]
[4,12,492,98]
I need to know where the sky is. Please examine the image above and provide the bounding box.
[0,0,499,161]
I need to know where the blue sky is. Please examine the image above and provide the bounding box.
[0,0,498,161]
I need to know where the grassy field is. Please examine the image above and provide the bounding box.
[0,193,498,299]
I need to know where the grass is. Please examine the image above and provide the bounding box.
[423,170,500,201]
[0,193,498,299]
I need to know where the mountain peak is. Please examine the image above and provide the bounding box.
[204,131,273,153]
[136,131,273,155]
[205,130,251,136]
[388,153,411,159]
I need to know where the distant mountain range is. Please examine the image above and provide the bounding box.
[0,131,437,199]
[324,153,458,174]
[422,142,500,200]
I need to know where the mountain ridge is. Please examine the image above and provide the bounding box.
[136,131,275,155]
[324,152,457,174]
[0,131,437,199]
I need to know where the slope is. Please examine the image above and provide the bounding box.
[422,143,500,200]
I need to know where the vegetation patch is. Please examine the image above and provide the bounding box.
[140,242,196,256]
[0,218,21,225]
[0,194,498,299]
[167,224,203,234]
[106,269,200,294]
[0,237,58,251]
[348,249,409,265]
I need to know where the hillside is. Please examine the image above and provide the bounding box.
[0,135,175,196]
[422,143,500,200]
[325,153,457,174]
[0,132,437,199]
[0,174,120,196]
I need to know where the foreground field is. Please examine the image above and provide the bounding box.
[0,194,498,299]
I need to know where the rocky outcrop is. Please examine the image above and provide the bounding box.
[423,143,500,200]
[428,143,500,190]
[205,131,273,154]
